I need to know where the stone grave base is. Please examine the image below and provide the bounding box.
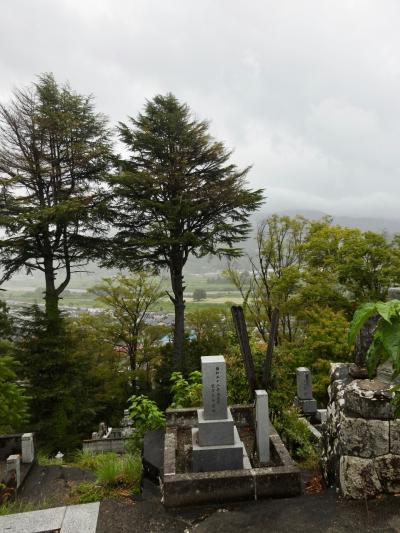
[192,426,248,472]
[162,406,301,507]
[197,408,235,446]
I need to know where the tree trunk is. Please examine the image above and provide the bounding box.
[44,259,60,323]
[170,266,185,371]
[262,308,279,389]
[128,343,137,392]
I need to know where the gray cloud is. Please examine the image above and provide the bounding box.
[1,0,400,217]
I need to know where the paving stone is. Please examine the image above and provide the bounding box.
[61,502,100,533]
[0,505,65,533]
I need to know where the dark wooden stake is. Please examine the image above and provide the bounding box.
[262,307,279,389]
[231,305,258,396]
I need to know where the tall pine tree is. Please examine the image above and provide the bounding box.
[0,74,112,321]
[110,94,264,370]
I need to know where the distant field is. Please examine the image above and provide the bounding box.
[1,273,244,312]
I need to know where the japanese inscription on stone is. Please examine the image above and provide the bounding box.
[201,355,228,420]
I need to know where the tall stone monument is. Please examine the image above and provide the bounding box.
[192,355,249,472]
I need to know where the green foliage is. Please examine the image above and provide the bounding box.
[169,371,202,408]
[108,92,264,369]
[0,355,29,433]
[274,407,319,466]
[95,453,141,490]
[290,306,350,404]
[193,288,207,301]
[73,449,100,470]
[71,451,142,501]
[16,309,85,450]
[0,73,113,319]
[89,273,164,377]
[16,306,130,451]
[349,300,400,377]
[127,395,165,450]
[0,300,29,433]
[67,312,131,424]
[36,451,64,466]
[225,348,254,405]
[69,482,107,504]
[0,499,55,516]
[227,214,400,409]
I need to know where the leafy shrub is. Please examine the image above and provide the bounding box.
[349,300,400,376]
[128,395,165,434]
[274,407,319,467]
[126,395,165,450]
[193,288,207,301]
[169,371,202,408]
[0,355,29,433]
[349,300,400,415]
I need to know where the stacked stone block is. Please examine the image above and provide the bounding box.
[323,362,400,498]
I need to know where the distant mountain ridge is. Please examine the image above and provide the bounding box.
[256,209,400,235]
[185,210,400,273]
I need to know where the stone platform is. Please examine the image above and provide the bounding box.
[162,406,301,507]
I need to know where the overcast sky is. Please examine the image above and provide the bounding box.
[1,0,400,218]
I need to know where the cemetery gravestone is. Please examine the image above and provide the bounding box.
[6,455,20,488]
[295,367,317,415]
[21,433,34,464]
[192,355,249,472]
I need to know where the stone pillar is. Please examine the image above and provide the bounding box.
[201,355,228,420]
[6,454,21,488]
[255,390,270,464]
[197,355,234,447]
[21,433,35,463]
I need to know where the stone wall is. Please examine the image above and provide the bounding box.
[323,363,400,498]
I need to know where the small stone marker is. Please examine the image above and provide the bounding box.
[296,367,313,399]
[255,390,270,464]
[21,433,34,463]
[201,355,228,420]
[6,454,21,488]
[295,367,317,415]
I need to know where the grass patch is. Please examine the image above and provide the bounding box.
[73,449,99,470]
[69,482,108,504]
[95,453,142,490]
[0,498,55,516]
[36,450,64,466]
[70,450,142,504]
